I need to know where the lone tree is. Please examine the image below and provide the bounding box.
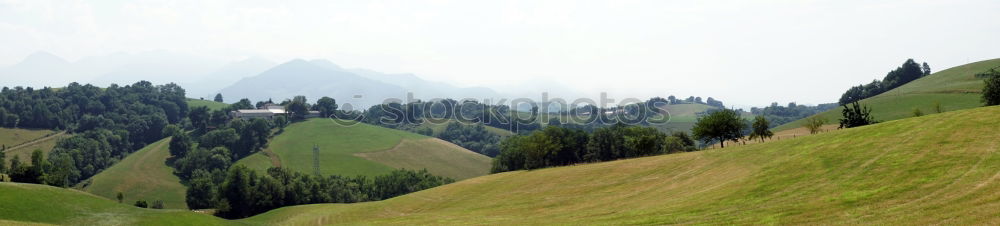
[839,102,876,129]
[116,192,124,203]
[748,116,773,142]
[286,96,310,120]
[214,93,224,103]
[803,115,827,134]
[983,72,1000,106]
[692,109,746,148]
[314,96,338,118]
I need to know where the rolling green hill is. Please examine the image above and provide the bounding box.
[77,138,188,209]
[774,58,1000,131]
[3,106,999,225]
[242,106,1000,225]
[186,99,229,111]
[234,118,492,180]
[0,183,228,226]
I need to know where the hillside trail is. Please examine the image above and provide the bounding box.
[265,149,282,168]
[2,131,66,153]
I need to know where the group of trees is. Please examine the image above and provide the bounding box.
[491,124,697,173]
[362,99,541,134]
[167,108,278,210]
[437,122,503,157]
[660,95,724,107]
[750,102,838,128]
[0,81,189,186]
[839,59,930,105]
[194,166,452,219]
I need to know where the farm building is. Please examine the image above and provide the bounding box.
[230,103,322,120]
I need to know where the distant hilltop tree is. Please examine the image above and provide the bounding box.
[214,93,224,103]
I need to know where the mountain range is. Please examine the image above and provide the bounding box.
[0,51,502,106]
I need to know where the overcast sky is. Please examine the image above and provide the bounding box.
[1,0,998,107]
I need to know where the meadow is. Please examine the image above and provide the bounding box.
[235,118,491,180]
[78,138,188,209]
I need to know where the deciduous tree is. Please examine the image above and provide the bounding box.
[692,109,746,148]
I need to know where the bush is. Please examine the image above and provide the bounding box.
[134,200,148,208]
[839,102,876,129]
[151,200,164,209]
[803,116,826,134]
[983,73,1000,106]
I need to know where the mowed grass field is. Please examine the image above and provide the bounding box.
[775,58,1000,131]
[186,99,230,111]
[0,127,55,148]
[0,183,229,226]
[77,138,188,209]
[242,106,1000,225]
[1,129,67,165]
[235,118,491,180]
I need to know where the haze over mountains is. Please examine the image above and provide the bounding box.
[0,51,503,107]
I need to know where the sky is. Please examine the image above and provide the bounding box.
[1,0,998,108]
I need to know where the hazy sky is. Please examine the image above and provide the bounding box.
[1,0,998,107]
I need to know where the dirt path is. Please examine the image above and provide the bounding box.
[265,149,283,168]
[3,131,66,153]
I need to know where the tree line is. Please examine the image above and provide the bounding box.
[491,123,697,173]
[839,59,931,105]
[193,166,452,219]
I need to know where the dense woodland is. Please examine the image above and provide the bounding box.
[0,82,187,185]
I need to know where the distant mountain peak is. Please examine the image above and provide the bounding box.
[20,51,70,66]
[308,59,343,70]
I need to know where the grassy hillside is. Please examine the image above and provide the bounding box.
[77,138,188,209]
[0,128,55,148]
[243,106,1000,225]
[775,58,1000,131]
[650,103,720,133]
[1,129,67,165]
[186,99,229,111]
[235,118,491,180]
[0,183,228,226]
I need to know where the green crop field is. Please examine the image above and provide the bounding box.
[775,58,1000,131]
[0,183,229,226]
[77,138,188,209]
[186,99,230,111]
[242,106,1000,225]
[234,118,491,180]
